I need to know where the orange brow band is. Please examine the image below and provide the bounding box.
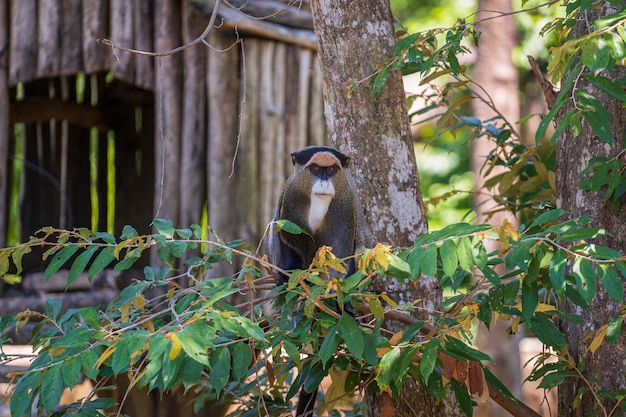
[305,152,341,168]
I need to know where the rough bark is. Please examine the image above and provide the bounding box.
[310,1,462,416]
[554,6,626,417]
[471,2,525,417]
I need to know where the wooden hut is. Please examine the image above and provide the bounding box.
[0,0,328,271]
[0,0,327,414]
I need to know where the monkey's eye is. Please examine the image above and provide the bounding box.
[308,165,323,175]
[326,165,338,176]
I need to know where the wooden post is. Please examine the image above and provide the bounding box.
[153,0,182,226]
[179,1,207,231]
[9,0,37,85]
[206,29,240,278]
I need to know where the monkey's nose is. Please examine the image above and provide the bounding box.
[313,180,335,196]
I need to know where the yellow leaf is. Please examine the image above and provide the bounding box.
[536,303,556,312]
[548,171,556,191]
[509,317,520,335]
[502,219,519,241]
[121,303,130,323]
[165,332,182,360]
[144,319,155,333]
[377,347,392,357]
[373,243,392,269]
[318,367,349,414]
[132,295,145,310]
[534,161,546,179]
[48,346,66,357]
[389,331,403,346]
[127,368,148,391]
[380,293,397,308]
[586,325,607,356]
[95,345,116,369]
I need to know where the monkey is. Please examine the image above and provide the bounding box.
[266,146,358,417]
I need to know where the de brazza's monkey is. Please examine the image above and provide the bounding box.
[266,146,358,416]
[268,146,358,284]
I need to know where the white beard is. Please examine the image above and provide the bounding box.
[308,180,335,232]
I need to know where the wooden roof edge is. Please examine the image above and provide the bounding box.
[191,0,317,50]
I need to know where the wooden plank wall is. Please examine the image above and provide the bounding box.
[1,0,328,274]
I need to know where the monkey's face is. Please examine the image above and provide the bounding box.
[305,152,342,198]
[303,152,343,231]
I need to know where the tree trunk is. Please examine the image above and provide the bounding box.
[555,7,626,417]
[309,1,463,415]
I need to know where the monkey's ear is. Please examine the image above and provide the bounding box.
[342,156,351,168]
[290,152,298,166]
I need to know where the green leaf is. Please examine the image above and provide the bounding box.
[338,314,364,358]
[112,333,147,375]
[283,340,301,365]
[45,245,80,280]
[394,33,419,55]
[368,297,384,319]
[95,231,116,244]
[422,244,439,278]
[522,280,539,322]
[231,343,252,381]
[556,227,607,241]
[371,66,390,96]
[549,250,567,295]
[153,219,175,238]
[530,313,565,349]
[599,264,624,302]
[10,371,39,417]
[377,346,401,390]
[177,332,211,367]
[176,228,193,239]
[120,225,139,240]
[61,356,82,387]
[594,8,626,29]
[585,74,626,102]
[451,378,473,417]
[45,297,63,320]
[87,247,116,280]
[41,365,65,411]
[576,90,613,145]
[440,239,458,277]
[319,325,341,367]
[408,246,425,280]
[581,37,610,74]
[67,245,99,287]
[606,316,623,344]
[10,246,32,275]
[420,338,439,382]
[180,357,204,391]
[528,209,567,229]
[573,258,597,302]
[274,219,309,236]
[456,237,473,272]
[442,337,492,362]
[114,248,143,272]
[209,346,231,395]
[0,253,9,277]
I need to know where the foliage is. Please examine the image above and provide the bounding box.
[3,1,626,417]
[1,209,626,416]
